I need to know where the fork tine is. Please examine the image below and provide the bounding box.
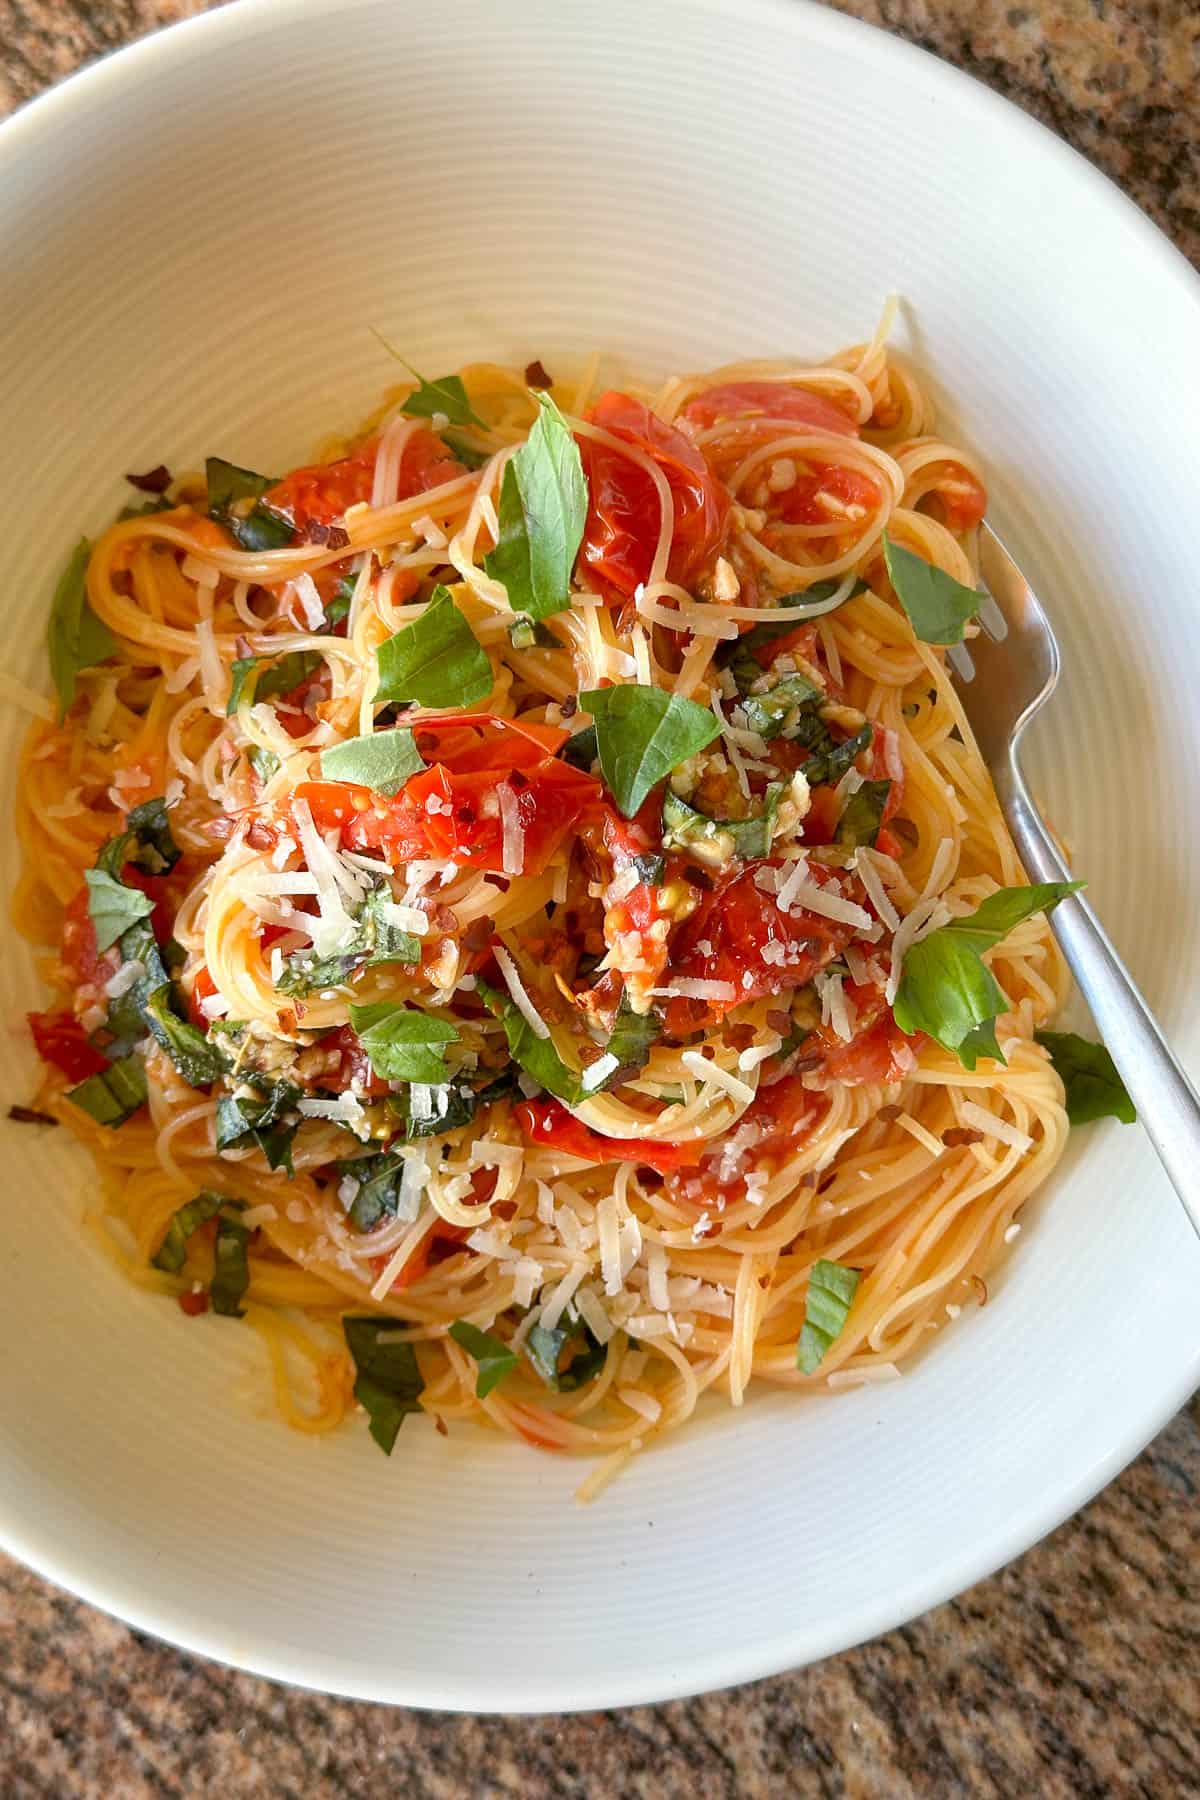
[947,641,975,681]
[977,593,1008,640]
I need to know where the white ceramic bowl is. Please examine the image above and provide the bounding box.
[2,0,1198,1713]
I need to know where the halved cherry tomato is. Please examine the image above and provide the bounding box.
[932,464,988,532]
[60,887,108,989]
[314,1025,392,1098]
[664,861,860,1031]
[265,429,466,530]
[808,985,914,1085]
[868,725,905,827]
[370,1169,495,1290]
[666,1072,830,1209]
[295,756,600,880]
[188,966,219,1029]
[516,1099,704,1174]
[28,1011,109,1082]
[776,464,881,526]
[683,382,858,436]
[579,392,731,598]
[408,713,567,774]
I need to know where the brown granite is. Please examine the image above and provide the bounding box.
[1,1,1198,1792]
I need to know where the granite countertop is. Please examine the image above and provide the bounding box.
[1,2,1197,1793]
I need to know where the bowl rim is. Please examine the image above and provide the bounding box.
[1,0,1199,1713]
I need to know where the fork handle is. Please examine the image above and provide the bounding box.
[998,755,1200,1241]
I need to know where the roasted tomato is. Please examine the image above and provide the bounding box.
[27,1011,109,1083]
[515,1100,703,1174]
[682,381,858,436]
[265,428,466,530]
[579,392,730,597]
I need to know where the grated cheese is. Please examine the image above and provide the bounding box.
[646,1241,670,1311]
[582,1053,619,1093]
[650,979,736,1003]
[854,847,901,933]
[598,1193,622,1296]
[781,877,873,932]
[497,780,525,876]
[493,945,549,1038]
[959,1101,1034,1153]
[293,572,325,630]
[681,1049,756,1106]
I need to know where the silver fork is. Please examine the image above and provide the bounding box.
[952,525,1200,1240]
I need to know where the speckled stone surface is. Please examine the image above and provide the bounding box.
[1,3,1198,1794]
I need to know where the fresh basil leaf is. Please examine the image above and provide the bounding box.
[740,673,825,741]
[661,784,782,863]
[883,534,980,646]
[349,1002,458,1084]
[342,1316,425,1453]
[319,727,425,796]
[894,881,1083,1068]
[560,724,598,772]
[324,573,356,627]
[152,1190,225,1273]
[448,1319,519,1398]
[47,538,117,720]
[276,885,421,997]
[97,916,169,1056]
[85,869,154,954]
[216,1081,301,1175]
[525,1314,606,1392]
[227,649,322,716]
[117,495,175,521]
[334,1151,410,1233]
[797,1259,861,1373]
[143,986,226,1088]
[475,976,582,1103]
[65,1055,148,1127]
[605,991,661,1078]
[395,367,486,430]
[374,585,492,710]
[441,431,491,470]
[247,745,280,784]
[1035,1030,1136,1126]
[211,1214,251,1317]
[124,797,181,874]
[835,779,891,849]
[483,394,587,621]
[802,723,873,789]
[580,685,722,818]
[206,456,294,553]
[388,1080,479,1141]
[508,615,558,651]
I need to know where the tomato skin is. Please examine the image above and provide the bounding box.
[579,392,731,598]
[683,382,858,436]
[314,1025,391,1098]
[179,1289,210,1317]
[28,1011,109,1082]
[265,429,465,530]
[776,464,881,526]
[666,1073,830,1209]
[60,887,108,989]
[188,965,219,1029]
[516,1100,703,1174]
[809,987,914,1085]
[665,861,859,1030]
[936,464,988,531]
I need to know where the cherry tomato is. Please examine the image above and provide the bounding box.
[775,464,881,526]
[515,1100,704,1174]
[934,464,988,531]
[664,861,860,1031]
[188,965,219,1030]
[808,987,914,1085]
[265,429,466,530]
[60,887,107,988]
[683,381,858,436]
[313,1025,391,1098]
[579,392,731,597]
[28,1011,109,1083]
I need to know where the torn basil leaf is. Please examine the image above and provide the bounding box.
[893,881,1083,1069]
[318,727,425,796]
[835,779,891,849]
[605,991,661,1077]
[47,537,116,720]
[343,1315,425,1454]
[475,977,582,1104]
[247,745,280,784]
[560,724,598,772]
[142,987,226,1088]
[882,533,981,646]
[739,673,825,741]
[524,1313,607,1392]
[152,1190,225,1273]
[484,393,587,622]
[211,1214,251,1317]
[205,456,294,552]
[324,573,356,627]
[215,1081,301,1176]
[65,1055,148,1127]
[448,1320,519,1398]
[801,722,873,789]
[227,648,322,716]
[393,364,486,430]
[334,1150,416,1233]
[85,869,155,954]
[797,1258,861,1374]
[122,797,181,875]
[1035,1030,1136,1126]
[348,1002,458,1085]
[580,685,722,818]
[374,585,493,710]
[276,885,421,997]
[661,784,783,864]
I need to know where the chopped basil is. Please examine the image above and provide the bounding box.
[152,1191,225,1273]
[205,456,294,552]
[348,1001,458,1084]
[142,987,226,1088]
[318,727,425,796]
[448,1320,519,1398]
[215,1082,300,1177]
[740,673,825,742]
[525,1312,607,1392]
[484,393,587,622]
[661,784,783,863]
[605,991,661,1078]
[718,588,864,694]
[374,585,493,710]
[47,537,116,720]
[388,1080,478,1140]
[560,724,598,772]
[84,868,154,954]
[98,917,168,1056]
[893,882,1083,1069]
[211,1214,251,1317]
[475,976,582,1103]
[393,365,486,430]
[835,779,891,849]
[797,1259,861,1373]
[802,722,873,789]
[1035,1030,1136,1126]
[631,852,665,885]
[227,648,322,715]
[276,885,421,997]
[324,574,356,627]
[580,685,722,818]
[882,533,981,645]
[342,1316,425,1453]
[65,1055,148,1127]
[334,1151,412,1233]
[122,797,181,875]
[247,745,280,784]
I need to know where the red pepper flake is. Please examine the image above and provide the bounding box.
[179,1289,209,1317]
[560,694,577,719]
[791,1052,823,1073]
[970,1274,988,1305]
[246,819,275,850]
[942,1127,984,1147]
[765,1011,792,1035]
[462,919,493,952]
[524,359,553,389]
[305,519,331,545]
[126,464,171,493]
[877,1103,903,1122]
[326,526,350,551]
[456,804,477,825]
[434,1414,449,1437]
[110,569,134,597]
[7,1105,57,1126]
[725,1022,756,1051]
[684,865,713,890]
[508,768,529,793]
[798,1171,818,1189]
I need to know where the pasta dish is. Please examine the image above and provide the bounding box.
[15,320,1123,1494]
